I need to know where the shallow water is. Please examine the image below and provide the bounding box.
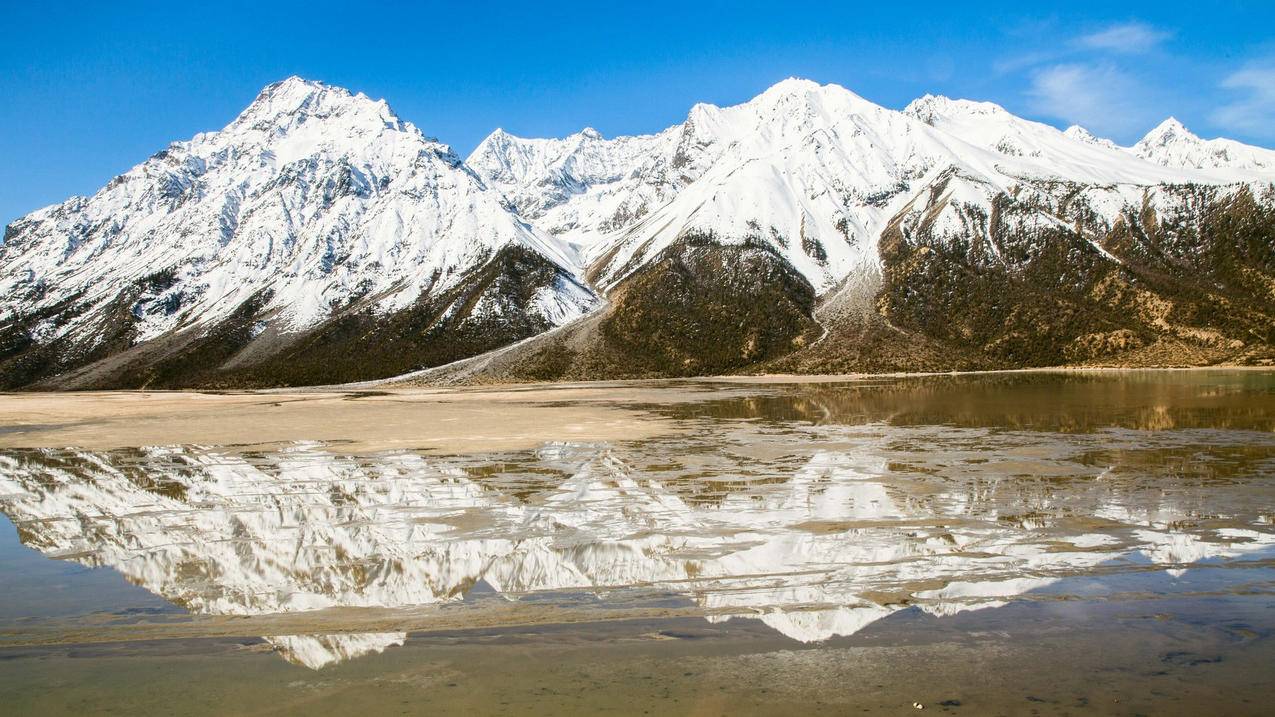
[1,370,1273,714]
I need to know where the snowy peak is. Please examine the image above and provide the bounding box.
[468,78,892,226]
[902,93,1129,163]
[1130,117,1275,171]
[5,75,1275,389]
[471,76,1275,305]
[467,118,687,241]
[751,77,854,109]
[761,76,825,94]
[249,75,340,113]
[903,94,1013,126]
[908,99,1273,175]
[1063,124,1118,150]
[1138,117,1196,147]
[729,79,892,139]
[0,76,596,387]
[900,92,1249,183]
[231,76,408,138]
[470,123,629,186]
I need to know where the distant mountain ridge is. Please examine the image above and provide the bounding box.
[2,77,1273,388]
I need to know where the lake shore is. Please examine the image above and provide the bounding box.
[2,369,1273,715]
[2,366,1271,452]
[0,385,684,453]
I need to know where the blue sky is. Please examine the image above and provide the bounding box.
[2,1,1273,226]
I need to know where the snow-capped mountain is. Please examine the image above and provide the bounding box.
[473,82,1271,298]
[456,80,1274,381]
[0,77,595,388]
[466,125,691,248]
[1130,117,1275,171]
[1063,125,1118,151]
[901,93,1208,181]
[911,102,1275,174]
[3,76,1274,388]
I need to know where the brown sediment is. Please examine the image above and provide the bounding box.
[0,601,718,649]
[3,598,1274,717]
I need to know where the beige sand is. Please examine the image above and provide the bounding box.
[4,368,1261,452]
[0,384,718,453]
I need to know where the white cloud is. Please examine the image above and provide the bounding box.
[992,50,1058,76]
[1211,61,1275,138]
[1026,63,1155,137]
[994,20,1170,75]
[1076,22,1171,54]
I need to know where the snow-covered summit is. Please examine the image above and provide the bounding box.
[0,76,593,369]
[1130,117,1275,171]
[4,75,1274,388]
[1140,117,1193,146]
[902,94,1275,179]
[1063,124,1118,151]
[468,119,687,244]
[474,78,1272,300]
[899,92,1223,183]
[904,94,1015,126]
[236,76,406,130]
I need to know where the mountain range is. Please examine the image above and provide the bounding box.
[3,76,1273,389]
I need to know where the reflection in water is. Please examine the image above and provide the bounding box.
[1,374,1274,668]
[673,371,1275,432]
[265,633,407,670]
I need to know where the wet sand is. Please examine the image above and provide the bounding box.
[2,598,1273,716]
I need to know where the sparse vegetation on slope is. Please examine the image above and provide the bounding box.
[492,235,823,381]
[870,183,1275,370]
[19,246,584,389]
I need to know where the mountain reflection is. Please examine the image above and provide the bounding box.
[265,633,407,670]
[664,373,1275,432]
[2,418,1274,667]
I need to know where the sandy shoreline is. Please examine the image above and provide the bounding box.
[0,386,686,453]
[0,366,1269,452]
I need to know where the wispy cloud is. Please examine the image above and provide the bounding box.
[1075,22,1172,54]
[1026,62,1154,136]
[993,50,1058,76]
[991,19,1177,140]
[997,21,1170,73]
[1211,60,1275,138]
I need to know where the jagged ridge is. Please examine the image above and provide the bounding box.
[4,77,1275,388]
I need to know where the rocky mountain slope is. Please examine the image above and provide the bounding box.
[0,77,595,389]
[453,81,1275,382]
[3,77,1273,389]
